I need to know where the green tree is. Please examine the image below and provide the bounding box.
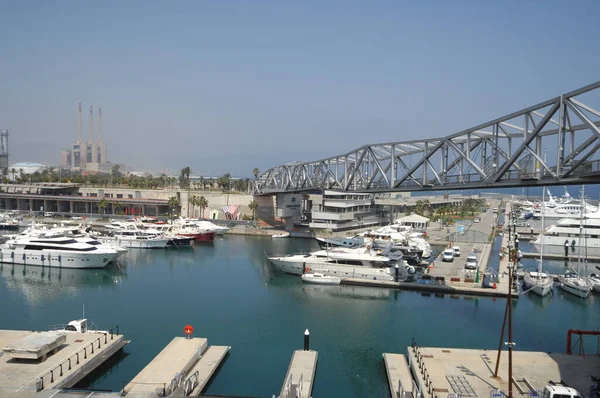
[98,198,108,214]
[112,201,122,215]
[179,166,191,189]
[248,200,259,221]
[414,200,424,216]
[198,196,208,218]
[168,196,181,219]
[252,168,260,179]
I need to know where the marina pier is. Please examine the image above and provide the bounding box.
[278,330,318,398]
[124,336,230,396]
[382,345,600,398]
[0,328,127,395]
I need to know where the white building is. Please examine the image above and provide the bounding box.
[308,190,383,231]
[9,162,47,179]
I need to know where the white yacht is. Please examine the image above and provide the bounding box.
[191,219,229,236]
[97,231,169,249]
[0,235,120,269]
[558,270,592,298]
[268,247,397,281]
[532,189,598,219]
[533,214,600,255]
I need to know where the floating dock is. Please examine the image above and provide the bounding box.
[383,353,414,398]
[124,336,229,397]
[0,329,128,394]
[279,350,318,398]
[404,345,600,398]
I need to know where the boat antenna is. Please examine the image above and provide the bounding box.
[82,303,85,319]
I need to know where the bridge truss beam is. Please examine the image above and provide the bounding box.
[252,81,600,194]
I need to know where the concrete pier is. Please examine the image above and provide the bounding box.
[124,336,230,397]
[279,350,318,398]
[0,329,128,395]
[406,345,600,398]
[383,353,414,398]
[341,277,511,298]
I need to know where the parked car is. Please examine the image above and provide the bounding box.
[44,212,55,217]
[465,253,478,269]
[442,249,455,262]
[452,246,461,257]
[473,217,481,223]
[71,216,83,220]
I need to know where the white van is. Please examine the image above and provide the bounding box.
[44,212,55,217]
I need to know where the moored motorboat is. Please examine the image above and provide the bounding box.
[588,273,600,293]
[301,272,341,285]
[272,232,289,238]
[0,235,119,269]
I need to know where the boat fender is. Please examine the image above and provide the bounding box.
[11,251,14,259]
[58,255,61,262]
[366,245,371,250]
[41,254,44,262]
[571,239,576,247]
[22,253,25,261]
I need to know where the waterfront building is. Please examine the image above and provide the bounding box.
[307,190,383,231]
[0,183,260,219]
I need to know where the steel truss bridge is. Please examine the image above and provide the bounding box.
[252,81,600,195]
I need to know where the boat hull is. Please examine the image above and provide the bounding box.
[558,277,592,298]
[301,274,341,285]
[0,248,115,269]
[523,273,553,297]
[180,232,215,242]
[98,237,169,249]
[268,257,395,281]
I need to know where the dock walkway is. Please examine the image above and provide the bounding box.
[124,337,207,396]
[0,329,127,395]
[383,353,414,398]
[279,350,318,398]
[178,345,231,396]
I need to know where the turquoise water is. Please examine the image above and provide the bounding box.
[0,236,598,397]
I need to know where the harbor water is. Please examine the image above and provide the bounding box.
[0,235,598,397]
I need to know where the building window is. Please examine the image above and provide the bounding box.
[117,194,123,199]
[128,194,133,199]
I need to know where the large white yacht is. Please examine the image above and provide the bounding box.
[532,212,600,255]
[0,235,120,269]
[96,230,169,249]
[532,189,598,219]
[268,247,398,281]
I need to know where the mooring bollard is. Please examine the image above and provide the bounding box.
[76,352,80,364]
[304,329,310,351]
[60,363,63,376]
[84,348,87,359]
[68,358,71,370]
[395,264,399,282]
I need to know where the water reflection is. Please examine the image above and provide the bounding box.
[0,262,126,304]
[524,290,553,309]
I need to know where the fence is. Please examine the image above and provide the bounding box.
[37,327,119,391]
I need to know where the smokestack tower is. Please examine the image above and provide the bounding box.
[77,102,83,142]
[88,105,96,166]
[97,107,107,164]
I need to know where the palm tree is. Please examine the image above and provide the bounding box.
[112,202,122,215]
[98,198,108,214]
[414,200,424,216]
[179,166,191,189]
[198,196,208,219]
[168,196,181,219]
[248,200,259,222]
[10,168,15,182]
[253,168,260,179]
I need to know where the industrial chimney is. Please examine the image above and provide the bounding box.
[97,108,106,164]
[77,102,83,142]
[88,105,96,166]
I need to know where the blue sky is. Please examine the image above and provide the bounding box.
[1,1,599,177]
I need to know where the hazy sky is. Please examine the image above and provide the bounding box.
[1,1,599,177]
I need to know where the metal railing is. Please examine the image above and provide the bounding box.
[37,327,119,391]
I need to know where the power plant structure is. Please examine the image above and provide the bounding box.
[0,130,9,176]
[61,102,109,172]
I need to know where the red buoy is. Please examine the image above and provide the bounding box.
[184,325,194,335]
